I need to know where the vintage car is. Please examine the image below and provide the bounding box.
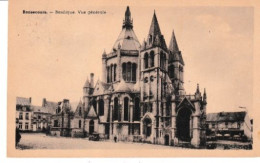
[89,132,100,141]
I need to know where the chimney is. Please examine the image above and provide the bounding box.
[42,98,46,107]
[90,73,94,88]
[29,97,32,104]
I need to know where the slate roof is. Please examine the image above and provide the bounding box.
[31,105,49,114]
[43,100,58,114]
[112,6,140,51]
[16,97,31,106]
[74,100,84,117]
[206,111,246,122]
[112,28,140,51]
[92,80,112,96]
[114,80,133,92]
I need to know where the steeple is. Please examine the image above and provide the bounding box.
[196,83,200,94]
[169,30,179,53]
[123,6,133,29]
[148,11,162,37]
[203,88,207,103]
[145,11,167,51]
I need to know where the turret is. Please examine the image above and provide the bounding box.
[122,6,133,29]
[195,83,201,99]
[90,73,94,88]
[203,88,207,104]
[83,77,90,110]
[102,50,107,82]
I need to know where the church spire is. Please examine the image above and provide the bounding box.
[203,88,207,103]
[148,11,162,38]
[145,10,167,51]
[169,30,179,53]
[123,6,133,29]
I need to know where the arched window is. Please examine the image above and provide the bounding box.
[132,63,136,82]
[133,98,140,121]
[99,99,104,116]
[160,52,165,69]
[150,51,154,67]
[114,97,119,121]
[126,62,131,81]
[124,97,129,121]
[144,53,149,69]
[79,120,81,128]
[114,64,117,82]
[143,118,152,137]
[107,66,110,83]
[122,63,126,81]
[110,64,113,82]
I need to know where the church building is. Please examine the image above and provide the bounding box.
[71,6,207,148]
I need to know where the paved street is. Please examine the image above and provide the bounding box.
[17,133,180,150]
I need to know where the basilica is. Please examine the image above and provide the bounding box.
[50,6,207,148]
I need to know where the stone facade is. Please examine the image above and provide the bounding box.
[65,6,207,148]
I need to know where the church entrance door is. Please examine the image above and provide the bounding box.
[143,118,152,138]
[89,120,94,134]
[164,134,169,145]
[176,107,192,142]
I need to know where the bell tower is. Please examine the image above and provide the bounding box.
[168,30,185,95]
[140,11,169,141]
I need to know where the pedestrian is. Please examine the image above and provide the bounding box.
[114,135,117,143]
[15,127,21,147]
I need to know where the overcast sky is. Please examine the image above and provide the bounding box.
[10,6,253,115]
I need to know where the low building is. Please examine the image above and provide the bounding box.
[16,97,57,132]
[31,105,52,132]
[16,97,33,131]
[206,111,252,141]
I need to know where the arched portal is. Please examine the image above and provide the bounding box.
[176,107,192,141]
[89,120,94,135]
[143,118,152,138]
[164,134,170,145]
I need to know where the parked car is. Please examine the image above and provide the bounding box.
[89,132,99,141]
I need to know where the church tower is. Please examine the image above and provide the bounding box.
[168,30,185,95]
[140,11,171,142]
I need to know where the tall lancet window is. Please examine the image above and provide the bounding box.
[114,97,119,121]
[99,99,104,116]
[160,52,166,69]
[107,66,110,83]
[122,63,126,81]
[134,97,140,121]
[150,51,154,67]
[114,64,117,82]
[132,63,136,82]
[144,53,149,69]
[110,64,113,82]
[124,97,129,121]
[126,62,131,81]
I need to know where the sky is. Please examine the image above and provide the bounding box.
[9,5,253,115]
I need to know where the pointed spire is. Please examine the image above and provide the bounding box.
[169,30,179,53]
[102,49,107,58]
[203,88,207,101]
[123,6,133,29]
[196,83,200,93]
[148,11,162,38]
[84,77,90,88]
